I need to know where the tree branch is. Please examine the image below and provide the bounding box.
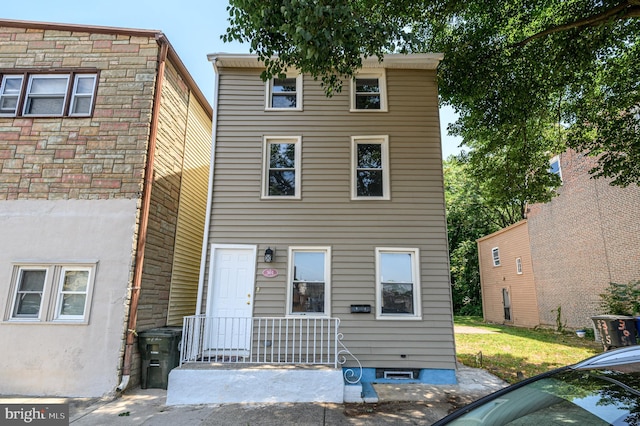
[510,1,640,49]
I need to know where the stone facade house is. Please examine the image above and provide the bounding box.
[0,19,211,397]
[478,149,640,329]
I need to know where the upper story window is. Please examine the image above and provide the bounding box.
[0,75,24,115]
[549,155,562,182]
[262,136,301,199]
[0,70,98,118]
[516,257,523,274]
[492,247,501,267]
[265,74,302,111]
[350,70,387,112]
[351,135,390,200]
[376,248,421,320]
[6,262,96,324]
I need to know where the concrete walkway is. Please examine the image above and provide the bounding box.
[0,364,507,425]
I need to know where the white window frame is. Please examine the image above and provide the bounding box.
[351,135,390,200]
[286,247,331,317]
[5,262,97,324]
[350,69,387,112]
[0,71,97,117]
[492,247,501,267]
[265,74,303,111]
[516,257,523,274]
[262,136,302,199]
[23,74,71,117]
[69,74,97,116]
[375,247,422,320]
[549,155,562,182]
[8,267,49,321]
[0,74,24,116]
[54,266,93,321]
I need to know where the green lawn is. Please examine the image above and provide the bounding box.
[454,316,602,384]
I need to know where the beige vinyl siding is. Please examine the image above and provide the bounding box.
[477,220,539,327]
[167,92,212,325]
[206,67,455,370]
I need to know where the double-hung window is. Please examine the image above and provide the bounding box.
[287,247,331,316]
[262,136,301,199]
[492,247,501,267]
[23,74,70,116]
[376,248,421,319]
[11,268,47,319]
[6,263,96,323]
[350,70,387,111]
[351,135,390,200]
[0,75,24,115]
[0,70,98,117]
[265,74,302,110]
[54,267,92,320]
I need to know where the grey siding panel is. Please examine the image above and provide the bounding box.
[208,68,455,370]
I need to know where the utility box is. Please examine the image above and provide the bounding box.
[591,315,637,351]
[138,327,182,389]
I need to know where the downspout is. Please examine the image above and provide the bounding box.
[195,58,220,315]
[117,35,169,392]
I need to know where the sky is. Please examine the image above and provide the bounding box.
[2,0,463,158]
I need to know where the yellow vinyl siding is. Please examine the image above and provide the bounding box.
[167,92,212,325]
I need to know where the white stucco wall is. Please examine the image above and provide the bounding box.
[0,199,138,397]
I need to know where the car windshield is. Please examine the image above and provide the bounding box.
[446,364,640,425]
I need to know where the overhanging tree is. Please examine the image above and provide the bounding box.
[224,0,640,186]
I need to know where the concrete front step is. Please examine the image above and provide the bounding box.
[166,363,344,405]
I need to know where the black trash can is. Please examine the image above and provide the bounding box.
[591,315,637,351]
[138,327,182,389]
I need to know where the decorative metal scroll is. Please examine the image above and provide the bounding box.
[337,332,363,384]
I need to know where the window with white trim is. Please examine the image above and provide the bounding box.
[0,71,98,117]
[10,268,47,319]
[54,267,92,320]
[287,247,331,316]
[351,135,390,200]
[350,70,387,111]
[265,74,302,110]
[262,136,301,199]
[549,155,562,182]
[376,248,421,319]
[492,247,501,267]
[5,263,96,323]
[516,257,523,274]
[0,75,24,115]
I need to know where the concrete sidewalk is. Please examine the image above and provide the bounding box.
[1,364,507,425]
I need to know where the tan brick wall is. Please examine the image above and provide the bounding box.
[0,25,158,200]
[527,149,640,329]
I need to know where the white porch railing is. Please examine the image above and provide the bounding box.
[180,316,343,367]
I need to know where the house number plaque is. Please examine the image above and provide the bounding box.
[262,268,278,278]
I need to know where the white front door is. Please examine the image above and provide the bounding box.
[206,245,256,352]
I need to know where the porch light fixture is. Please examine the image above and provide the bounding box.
[264,247,274,263]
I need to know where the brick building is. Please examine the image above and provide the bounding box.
[0,19,212,397]
[478,149,640,329]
